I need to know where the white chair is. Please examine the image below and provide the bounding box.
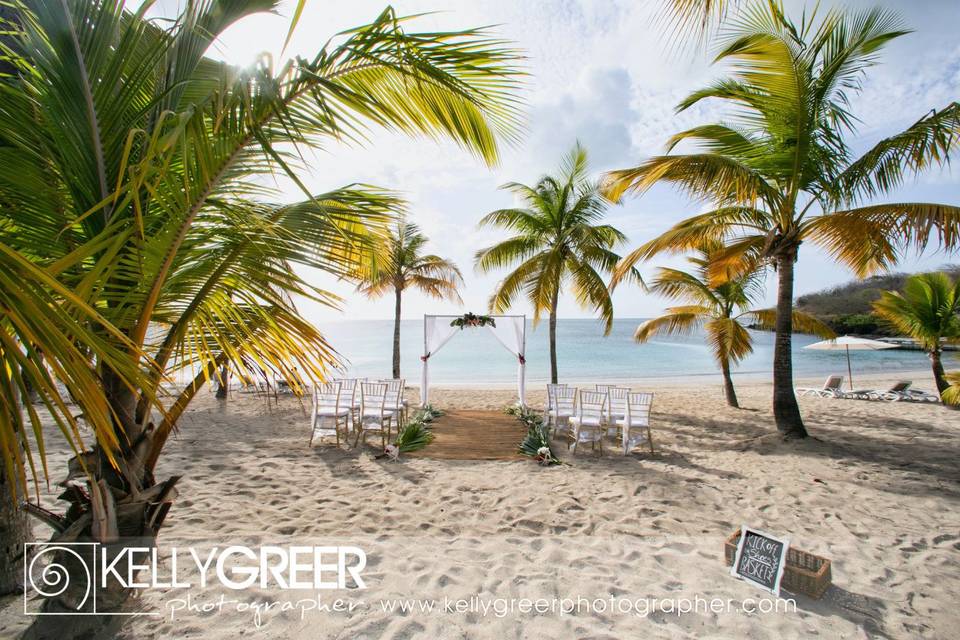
[355,382,394,448]
[334,378,361,426]
[796,375,845,398]
[380,378,407,428]
[605,387,630,436]
[616,392,654,455]
[546,384,565,427]
[568,390,608,454]
[548,385,576,436]
[309,382,350,447]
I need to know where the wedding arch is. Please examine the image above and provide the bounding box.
[420,314,526,407]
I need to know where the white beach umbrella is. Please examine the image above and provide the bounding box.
[803,335,898,390]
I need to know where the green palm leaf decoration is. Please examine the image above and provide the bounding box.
[603,1,960,437]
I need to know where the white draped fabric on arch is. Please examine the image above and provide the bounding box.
[420,314,526,407]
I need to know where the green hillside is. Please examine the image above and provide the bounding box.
[795,266,960,336]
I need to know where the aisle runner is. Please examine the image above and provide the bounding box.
[409,410,525,460]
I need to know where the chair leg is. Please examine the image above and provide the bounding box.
[354,427,362,447]
[309,421,315,447]
[646,426,655,454]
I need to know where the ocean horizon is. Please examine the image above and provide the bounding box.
[320,317,935,384]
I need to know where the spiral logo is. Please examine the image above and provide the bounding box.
[24,543,96,615]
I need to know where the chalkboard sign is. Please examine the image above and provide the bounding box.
[730,526,790,596]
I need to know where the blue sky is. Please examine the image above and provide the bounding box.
[155,0,960,324]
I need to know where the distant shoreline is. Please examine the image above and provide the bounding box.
[420,368,937,390]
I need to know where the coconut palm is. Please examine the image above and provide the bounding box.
[1,0,521,616]
[872,272,960,397]
[475,144,638,383]
[357,219,464,378]
[603,2,960,438]
[635,243,833,407]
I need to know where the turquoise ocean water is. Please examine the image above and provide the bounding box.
[321,318,934,384]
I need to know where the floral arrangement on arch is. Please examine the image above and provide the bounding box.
[450,312,496,329]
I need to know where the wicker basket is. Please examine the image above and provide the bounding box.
[724,528,832,599]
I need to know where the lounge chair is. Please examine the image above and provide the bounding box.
[796,375,846,398]
[863,380,912,401]
[884,384,940,403]
[902,389,941,403]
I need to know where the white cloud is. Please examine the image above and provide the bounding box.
[145,0,960,321]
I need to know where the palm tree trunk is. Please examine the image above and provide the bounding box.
[0,465,30,596]
[773,252,807,438]
[930,349,949,395]
[720,357,739,408]
[215,363,229,399]
[549,290,559,384]
[392,286,402,379]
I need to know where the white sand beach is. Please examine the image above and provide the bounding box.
[4,370,959,639]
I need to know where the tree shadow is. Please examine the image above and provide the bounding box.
[795,585,893,639]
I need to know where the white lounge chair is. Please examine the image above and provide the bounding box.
[568,390,608,454]
[902,389,941,403]
[879,382,939,403]
[310,382,350,447]
[861,380,911,401]
[796,375,846,398]
[615,392,654,455]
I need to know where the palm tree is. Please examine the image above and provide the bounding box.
[357,219,464,378]
[475,144,638,383]
[634,243,833,407]
[872,272,960,397]
[603,2,960,438]
[1,0,521,616]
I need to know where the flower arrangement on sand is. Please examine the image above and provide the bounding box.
[380,406,444,461]
[508,405,561,465]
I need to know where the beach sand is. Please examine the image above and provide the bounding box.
[3,370,959,639]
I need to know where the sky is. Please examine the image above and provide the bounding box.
[153,0,960,325]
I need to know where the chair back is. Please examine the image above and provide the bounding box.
[312,382,341,425]
[608,386,629,413]
[625,392,653,425]
[547,383,568,410]
[380,378,404,392]
[823,375,844,391]
[381,379,405,411]
[595,384,613,393]
[314,381,341,404]
[554,385,576,410]
[335,378,358,392]
[361,382,388,414]
[577,390,608,423]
